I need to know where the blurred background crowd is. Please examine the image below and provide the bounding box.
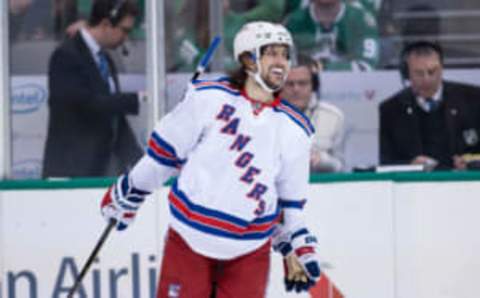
[6,0,480,178]
[9,0,480,73]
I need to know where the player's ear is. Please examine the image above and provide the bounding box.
[240,52,257,72]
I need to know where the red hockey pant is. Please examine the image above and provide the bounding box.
[157,228,271,298]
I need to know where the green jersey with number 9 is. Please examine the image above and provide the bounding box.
[286,1,379,71]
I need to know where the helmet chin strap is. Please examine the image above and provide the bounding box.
[247,70,278,94]
[246,49,285,94]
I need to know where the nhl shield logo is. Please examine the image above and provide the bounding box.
[168,283,181,298]
[463,129,479,146]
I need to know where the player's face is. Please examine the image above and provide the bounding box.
[105,15,135,49]
[259,44,291,90]
[407,52,443,98]
[280,66,313,111]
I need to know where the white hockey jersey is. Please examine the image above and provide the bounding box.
[130,78,314,259]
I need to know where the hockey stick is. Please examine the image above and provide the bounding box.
[67,219,116,298]
[191,35,222,82]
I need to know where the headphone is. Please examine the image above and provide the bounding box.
[108,0,126,25]
[399,41,444,81]
[107,0,130,56]
[311,71,320,92]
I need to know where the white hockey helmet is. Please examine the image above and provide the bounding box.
[233,21,294,92]
[233,21,293,62]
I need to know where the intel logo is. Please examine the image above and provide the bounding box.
[11,83,47,114]
[12,159,42,179]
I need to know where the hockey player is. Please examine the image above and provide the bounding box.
[100,21,321,297]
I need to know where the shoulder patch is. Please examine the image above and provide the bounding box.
[275,100,315,137]
[193,78,241,96]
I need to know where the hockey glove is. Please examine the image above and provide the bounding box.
[100,174,150,231]
[283,253,316,292]
[273,226,321,292]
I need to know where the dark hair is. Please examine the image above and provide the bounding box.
[294,54,320,91]
[89,0,139,27]
[399,41,444,81]
[227,52,251,90]
[227,67,248,90]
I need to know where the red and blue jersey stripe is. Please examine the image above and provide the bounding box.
[275,100,315,137]
[193,78,241,96]
[169,180,280,240]
[147,132,186,168]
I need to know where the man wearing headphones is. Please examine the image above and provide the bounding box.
[280,55,345,172]
[43,0,145,178]
[379,41,480,170]
[42,0,144,177]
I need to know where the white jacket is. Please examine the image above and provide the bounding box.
[305,96,345,172]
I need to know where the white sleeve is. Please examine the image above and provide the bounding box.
[129,155,177,192]
[129,86,207,192]
[276,129,312,232]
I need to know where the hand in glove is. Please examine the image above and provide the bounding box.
[273,226,321,292]
[100,174,150,231]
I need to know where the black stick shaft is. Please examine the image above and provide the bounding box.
[67,220,116,298]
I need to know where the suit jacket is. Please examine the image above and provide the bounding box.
[379,81,480,168]
[42,33,143,178]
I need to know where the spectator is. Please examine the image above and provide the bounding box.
[224,0,286,24]
[285,0,380,71]
[9,0,78,41]
[9,0,31,14]
[223,0,287,69]
[289,0,381,16]
[53,0,78,39]
[281,55,345,172]
[100,21,321,296]
[64,0,145,40]
[167,0,210,72]
[42,0,145,178]
[284,0,309,15]
[8,0,32,41]
[9,0,53,41]
[172,0,288,72]
[351,0,380,16]
[379,41,480,171]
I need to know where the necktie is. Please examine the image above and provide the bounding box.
[98,51,117,138]
[97,51,110,82]
[426,97,438,112]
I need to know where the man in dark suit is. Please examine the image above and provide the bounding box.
[42,0,144,178]
[379,41,480,170]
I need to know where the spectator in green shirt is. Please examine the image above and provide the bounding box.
[285,0,380,71]
[173,0,287,72]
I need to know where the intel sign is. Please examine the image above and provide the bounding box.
[11,83,48,114]
[12,158,42,179]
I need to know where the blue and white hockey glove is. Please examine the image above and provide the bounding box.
[100,174,150,231]
[273,225,321,293]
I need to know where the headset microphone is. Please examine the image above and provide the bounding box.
[121,44,129,56]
